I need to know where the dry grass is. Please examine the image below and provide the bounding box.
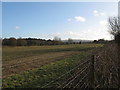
[3,51,79,78]
[2,44,102,78]
[94,43,118,88]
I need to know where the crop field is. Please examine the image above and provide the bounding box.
[2,44,103,88]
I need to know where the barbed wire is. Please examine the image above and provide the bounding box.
[73,71,89,89]
[57,63,89,88]
[42,57,90,88]
[62,65,89,88]
[42,45,119,88]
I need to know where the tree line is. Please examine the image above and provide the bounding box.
[2,37,82,46]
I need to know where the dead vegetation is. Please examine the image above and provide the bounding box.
[94,43,118,88]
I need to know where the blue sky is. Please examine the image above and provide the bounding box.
[2,2,118,40]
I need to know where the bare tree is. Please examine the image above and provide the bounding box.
[108,17,120,37]
[53,36,61,41]
[68,38,73,44]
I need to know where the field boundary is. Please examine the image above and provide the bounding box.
[41,44,120,88]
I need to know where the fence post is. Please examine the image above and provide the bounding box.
[115,35,120,88]
[89,55,94,88]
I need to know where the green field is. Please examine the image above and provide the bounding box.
[2,44,103,88]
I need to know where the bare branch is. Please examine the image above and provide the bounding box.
[108,17,120,36]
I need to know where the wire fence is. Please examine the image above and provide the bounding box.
[42,55,91,88]
[41,43,120,89]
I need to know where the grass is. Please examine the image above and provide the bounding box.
[2,44,103,88]
[2,44,102,62]
[2,51,91,88]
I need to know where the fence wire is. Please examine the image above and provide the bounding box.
[42,55,91,88]
[42,44,119,89]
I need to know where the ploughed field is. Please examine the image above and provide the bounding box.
[2,44,103,88]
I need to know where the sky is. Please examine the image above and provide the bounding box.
[2,2,118,40]
[1,0,120,2]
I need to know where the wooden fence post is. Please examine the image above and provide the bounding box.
[115,34,120,88]
[90,55,94,88]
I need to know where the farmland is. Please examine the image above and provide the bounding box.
[2,44,103,88]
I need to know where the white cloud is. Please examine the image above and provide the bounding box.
[45,27,111,40]
[100,12,105,16]
[81,29,110,40]
[67,18,72,22]
[67,16,86,22]
[74,16,86,22]
[99,20,108,26]
[93,10,98,13]
[15,26,20,30]
[93,10,106,16]
[93,10,99,16]
[111,12,117,16]
[64,31,80,36]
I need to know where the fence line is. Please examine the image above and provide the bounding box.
[57,66,87,88]
[41,56,90,88]
[62,66,89,88]
[42,44,119,88]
